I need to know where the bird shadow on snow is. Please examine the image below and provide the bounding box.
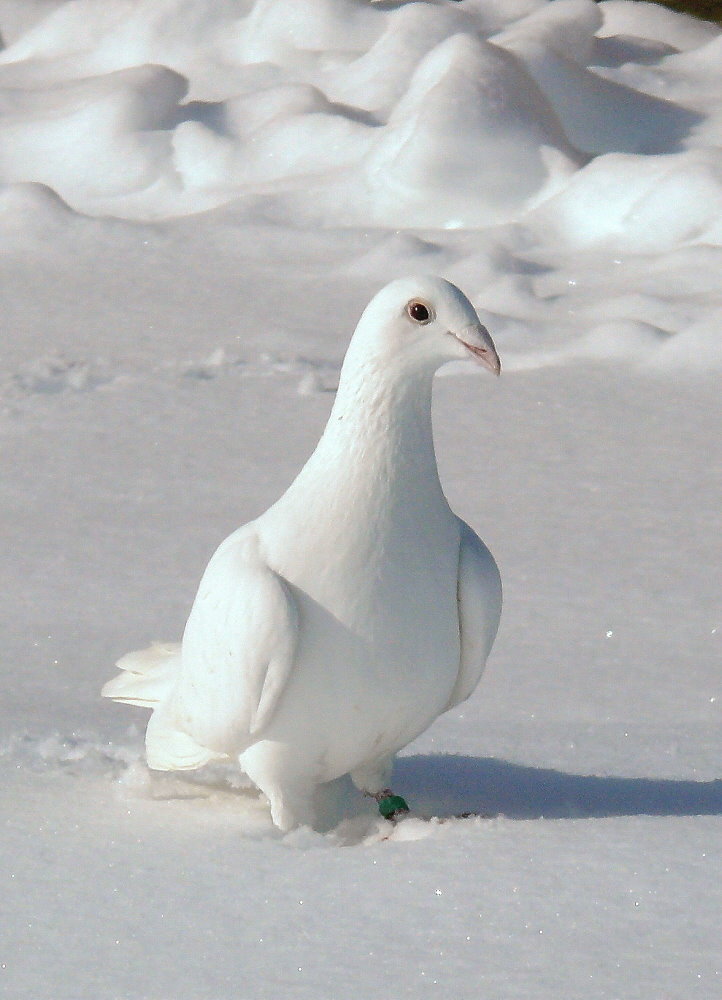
[135,753,721,838]
[394,755,722,821]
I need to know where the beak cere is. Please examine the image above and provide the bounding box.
[455,323,501,376]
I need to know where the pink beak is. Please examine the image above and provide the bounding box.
[455,323,501,376]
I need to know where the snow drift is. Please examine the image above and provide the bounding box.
[0,0,720,369]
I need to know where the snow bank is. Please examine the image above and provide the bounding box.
[0,0,720,367]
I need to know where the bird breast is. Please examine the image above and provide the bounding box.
[258,500,463,764]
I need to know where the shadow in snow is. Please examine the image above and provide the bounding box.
[173,99,227,133]
[394,755,722,821]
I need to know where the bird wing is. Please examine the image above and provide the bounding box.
[446,519,502,710]
[169,530,300,754]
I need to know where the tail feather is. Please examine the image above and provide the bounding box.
[102,641,181,707]
[103,641,228,771]
[146,708,227,770]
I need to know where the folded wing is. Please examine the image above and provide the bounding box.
[447,520,502,710]
[105,532,299,771]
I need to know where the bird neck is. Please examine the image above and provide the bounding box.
[335,350,435,433]
[289,355,446,520]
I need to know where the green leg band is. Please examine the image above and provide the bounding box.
[377,794,409,820]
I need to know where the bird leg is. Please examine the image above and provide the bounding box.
[367,788,410,821]
[350,757,408,820]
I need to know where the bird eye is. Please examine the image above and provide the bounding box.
[406,300,433,324]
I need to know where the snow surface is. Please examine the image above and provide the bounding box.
[0,1,720,998]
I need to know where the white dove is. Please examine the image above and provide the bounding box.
[103,276,502,830]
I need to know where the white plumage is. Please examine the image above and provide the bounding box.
[103,276,502,830]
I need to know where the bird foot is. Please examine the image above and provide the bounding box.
[367,789,410,821]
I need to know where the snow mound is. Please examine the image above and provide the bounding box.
[528,148,722,250]
[0,180,76,236]
[0,64,187,208]
[364,33,581,228]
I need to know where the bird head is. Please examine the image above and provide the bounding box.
[351,275,500,377]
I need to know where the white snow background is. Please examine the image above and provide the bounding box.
[1,0,720,997]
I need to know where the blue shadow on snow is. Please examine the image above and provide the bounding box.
[394,755,722,820]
